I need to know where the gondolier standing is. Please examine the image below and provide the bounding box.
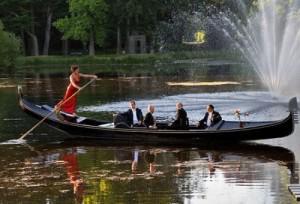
[56,65,97,115]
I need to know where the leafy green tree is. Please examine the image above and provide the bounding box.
[54,0,108,56]
[0,0,67,56]
[0,20,20,67]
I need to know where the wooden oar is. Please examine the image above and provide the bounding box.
[19,78,96,140]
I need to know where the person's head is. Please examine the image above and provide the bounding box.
[129,100,136,110]
[176,102,183,110]
[148,104,155,113]
[70,64,79,74]
[207,104,214,113]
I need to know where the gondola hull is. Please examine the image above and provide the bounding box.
[18,87,295,142]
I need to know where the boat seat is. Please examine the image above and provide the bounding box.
[41,105,54,111]
[41,105,88,123]
[98,123,115,128]
[76,117,87,123]
[41,105,77,118]
[207,120,225,130]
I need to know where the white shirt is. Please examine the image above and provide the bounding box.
[132,109,138,124]
[207,112,213,127]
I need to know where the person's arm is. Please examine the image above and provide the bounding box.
[144,113,149,127]
[70,75,81,89]
[127,110,133,126]
[79,73,97,79]
[138,109,144,124]
[175,110,180,121]
[214,112,222,123]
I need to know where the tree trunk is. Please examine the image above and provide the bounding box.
[26,31,39,56]
[62,39,69,56]
[89,32,95,56]
[126,18,130,53]
[117,25,121,54]
[21,30,27,55]
[42,6,53,55]
[28,5,39,56]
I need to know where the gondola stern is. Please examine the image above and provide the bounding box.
[289,97,299,124]
[289,97,298,112]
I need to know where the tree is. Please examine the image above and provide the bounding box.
[0,0,36,55]
[0,0,66,56]
[106,0,164,53]
[54,0,108,56]
[41,0,67,55]
[0,20,20,67]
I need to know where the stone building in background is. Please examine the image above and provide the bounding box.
[128,35,146,54]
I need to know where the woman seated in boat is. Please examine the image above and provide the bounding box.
[144,104,156,128]
[55,64,97,118]
[171,102,189,130]
[124,100,144,127]
[198,104,222,129]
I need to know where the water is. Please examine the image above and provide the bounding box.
[213,0,300,96]
[0,66,299,203]
[0,142,297,204]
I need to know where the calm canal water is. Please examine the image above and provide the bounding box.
[0,66,299,204]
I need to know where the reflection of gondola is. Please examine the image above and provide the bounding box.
[172,142,297,183]
[18,86,296,141]
[30,141,297,180]
[4,141,297,203]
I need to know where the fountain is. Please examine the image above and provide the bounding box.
[214,0,300,96]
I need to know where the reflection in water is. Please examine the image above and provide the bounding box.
[61,148,84,203]
[166,81,241,86]
[0,142,297,203]
[132,149,157,174]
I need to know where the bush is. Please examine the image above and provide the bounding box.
[0,20,20,68]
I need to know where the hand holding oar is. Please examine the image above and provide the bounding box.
[19,78,96,140]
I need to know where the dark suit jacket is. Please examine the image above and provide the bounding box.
[171,108,188,129]
[199,111,222,128]
[144,112,155,127]
[123,108,143,126]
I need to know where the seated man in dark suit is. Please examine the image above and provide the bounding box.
[124,100,144,127]
[144,104,156,128]
[198,104,222,129]
[171,102,189,130]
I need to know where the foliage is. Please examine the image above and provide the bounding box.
[16,50,241,68]
[0,20,20,67]
[54,0,108,46]
[0,0,258,56]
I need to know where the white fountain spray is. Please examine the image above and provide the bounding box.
[215,0,300,96]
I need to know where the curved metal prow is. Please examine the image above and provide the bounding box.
[17,85,23,99]
[17,85,25,110]
[289,97,299,124]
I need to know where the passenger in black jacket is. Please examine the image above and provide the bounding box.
[123,100,144,127]
[144,105,156,128]
[171,102,189,130]
[198,104,222,129]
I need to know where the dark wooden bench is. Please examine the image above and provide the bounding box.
[288,184,300,201]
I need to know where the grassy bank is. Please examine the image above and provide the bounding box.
[16,50,242,67]
[10,50,253,77]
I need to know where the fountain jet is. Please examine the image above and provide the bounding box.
[215,0,300,96]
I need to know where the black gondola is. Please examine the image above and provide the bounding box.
[18,86,296,141]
